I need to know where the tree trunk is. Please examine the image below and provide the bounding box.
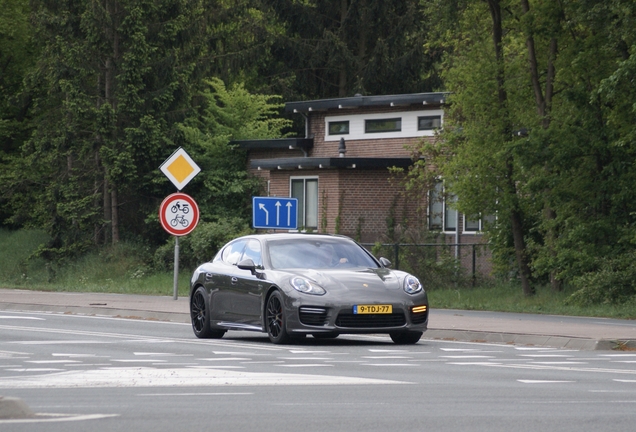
[103,175,112,244]
[487,0,534,295]
[111,188,119,244]
[338,0,348,97]
[520,0,561,291]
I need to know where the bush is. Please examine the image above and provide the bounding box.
[0,228,51,284]
[567,251,636,305]
[153,218,253,271]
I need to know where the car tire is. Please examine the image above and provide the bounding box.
[389,330,423,345]
[190,286,226,339]
[265,291,292,344]
[312,333,339,340]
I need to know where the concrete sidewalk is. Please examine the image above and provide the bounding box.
[1,288,635,350]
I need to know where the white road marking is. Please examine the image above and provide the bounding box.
[200,357,252,361]
[10,340,110,345]
[365,364,419,367]
[452,362,636,375]
[133,352,193,357]
[0,367,406,388]
[138,392,253,396]
[518,380,575,384]
[518,354,569,358]
[440,355,495,359]
[0,414,119,424]
[5,368,65,372]
[277,364,333,368]
[26,360,81,364]
[363,356,412,359]
[278,357,333,360]
[0,316,45,320]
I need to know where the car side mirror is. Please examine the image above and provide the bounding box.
[379,257,392,268]
[237,258,258,275]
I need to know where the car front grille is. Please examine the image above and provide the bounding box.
[335,312,406,328]
[299,306,329,326]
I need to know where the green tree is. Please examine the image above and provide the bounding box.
[176,77,292,222]
[3,0,207,264]
[415,0,636,300]
[266,0,441,99]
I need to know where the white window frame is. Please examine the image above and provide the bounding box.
[324,110,443,141]
[463,213,496,234]
[428,180,457,233]
[290,176,319,229]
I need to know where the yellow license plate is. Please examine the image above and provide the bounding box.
[353,304,393,314]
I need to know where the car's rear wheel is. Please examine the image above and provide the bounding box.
[190,286,226,339]
[312,333,339,340]
[266,291,292,344]
[390,330,422,345]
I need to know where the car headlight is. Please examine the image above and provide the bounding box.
[291,277,326,295]
[403,275,423,294]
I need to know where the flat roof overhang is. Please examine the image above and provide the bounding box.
[250,157,414,171]
[285,92,449,113]
[233,138,314,152]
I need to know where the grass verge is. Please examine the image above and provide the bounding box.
[1,229,635,319]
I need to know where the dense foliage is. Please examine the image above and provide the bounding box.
[409,0,636,303]
[2,1,636,305]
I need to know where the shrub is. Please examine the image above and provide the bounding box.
[567,251,636,305]
[153,218,253,271]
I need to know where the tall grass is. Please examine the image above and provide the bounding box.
[429,282,636,319]
[0,229,191,296]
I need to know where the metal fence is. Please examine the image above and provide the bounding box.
[361,242,492,287]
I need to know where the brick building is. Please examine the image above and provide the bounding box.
[235,93,491,276]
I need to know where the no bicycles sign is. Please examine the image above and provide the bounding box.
[159,193,199,236]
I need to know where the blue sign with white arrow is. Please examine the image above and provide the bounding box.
[252,197,298,230]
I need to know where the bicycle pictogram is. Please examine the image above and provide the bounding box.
[170,214,190,228]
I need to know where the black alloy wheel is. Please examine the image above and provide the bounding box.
[190,286,225,339]
[266,291,291,344]
[389,330,423,345]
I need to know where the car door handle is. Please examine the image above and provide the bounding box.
[231,277,238,285]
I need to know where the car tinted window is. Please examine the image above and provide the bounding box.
[267,238,379,269]
[221,239,248,265]
[241,240,263,268]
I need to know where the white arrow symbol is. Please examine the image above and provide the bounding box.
[286,202,293,226]
[275,201,281,226]
[259,203,269,225]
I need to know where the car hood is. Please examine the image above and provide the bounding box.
[282,267,401,293]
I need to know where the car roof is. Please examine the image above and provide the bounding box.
[237,233,354,242]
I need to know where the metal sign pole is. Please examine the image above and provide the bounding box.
[173,236,179,300]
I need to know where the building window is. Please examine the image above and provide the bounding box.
[418,115,442,131]
[328,121,349,135]
[464,214,496,233]
[429,181,457,232]
[291,177,318,229]
[365,118,402,133]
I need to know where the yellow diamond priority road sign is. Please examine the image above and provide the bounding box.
[160,147,201,190]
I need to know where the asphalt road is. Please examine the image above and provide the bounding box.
[2,310,636,432]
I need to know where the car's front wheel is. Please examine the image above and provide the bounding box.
[265,291,292,344]
[190,286,226,339]
[389,330,423,345]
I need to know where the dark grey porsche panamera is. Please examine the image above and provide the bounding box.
[189,233,428,344]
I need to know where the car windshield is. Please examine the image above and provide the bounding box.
[267,238,380,270]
